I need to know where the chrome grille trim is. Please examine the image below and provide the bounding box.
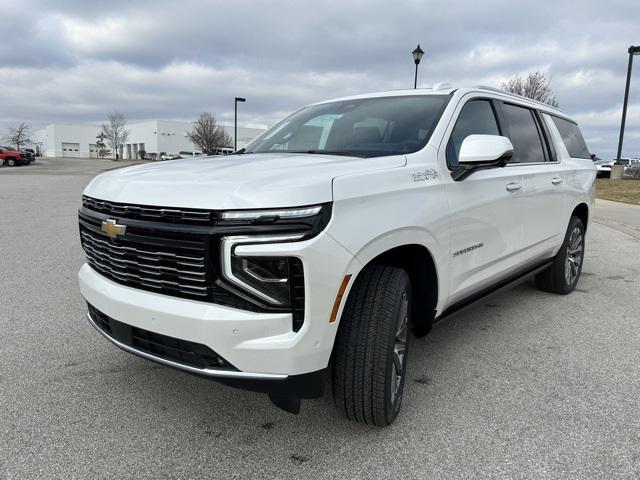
[79,225,210,298]
[80,232,206,276]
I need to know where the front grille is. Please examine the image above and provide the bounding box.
[80,216,211,300]
[79,197,310,326]
[82,195,217,225]
[79,212,262,310]
[88,304,237,370]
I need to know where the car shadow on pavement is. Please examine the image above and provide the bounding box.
[86,279,547,436]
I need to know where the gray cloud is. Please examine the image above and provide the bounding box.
[1,0,639,158]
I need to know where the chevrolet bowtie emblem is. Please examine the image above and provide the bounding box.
[101,218,126,238]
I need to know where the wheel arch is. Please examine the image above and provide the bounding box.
[368,244,439,337]
[571,202,589,231]
[341,237,440,338]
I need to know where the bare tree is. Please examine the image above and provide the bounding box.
[501,71,559,107]
[95,132,109,158]
[100,111,130,159]
[187,112,232,154]
[3,122,32,150]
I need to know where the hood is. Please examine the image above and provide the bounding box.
[84,153,406,209]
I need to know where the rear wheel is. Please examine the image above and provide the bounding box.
[332,265,411,426]
[535,216,585,294]
[5,158,16,167]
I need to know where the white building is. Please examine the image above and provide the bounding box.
[32,120,265,159]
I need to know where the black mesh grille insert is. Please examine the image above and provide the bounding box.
[290,259,305,332]
[88,304,237,370]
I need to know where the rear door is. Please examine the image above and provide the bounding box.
[442,96,527,304]
[498,102,567,261]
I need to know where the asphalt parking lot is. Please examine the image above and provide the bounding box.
[1,158,639,479]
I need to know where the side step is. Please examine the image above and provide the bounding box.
[436,259,553,322]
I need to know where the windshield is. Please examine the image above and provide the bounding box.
[242,95,450,158]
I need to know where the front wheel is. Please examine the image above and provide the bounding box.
[5,158,16,167]
[332,265,411,426]
[535,216,585,294]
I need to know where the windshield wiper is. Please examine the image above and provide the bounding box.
[233,148,246,155]
[289,150,360,157]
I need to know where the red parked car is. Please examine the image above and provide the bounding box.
[0,145,32,166]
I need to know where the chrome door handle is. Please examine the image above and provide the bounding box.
[506,182,522,193]
[551,177,563,185]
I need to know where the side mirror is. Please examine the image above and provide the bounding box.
[452,135,514,181]
[459,135,514,164]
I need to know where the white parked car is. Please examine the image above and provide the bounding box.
[160,153,182,161]
[595,158,634,178]
[178,151,207,158]
[78,86,595,425]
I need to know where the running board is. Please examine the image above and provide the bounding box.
[436,259,553,322]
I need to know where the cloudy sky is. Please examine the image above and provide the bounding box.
[1,0,639,158]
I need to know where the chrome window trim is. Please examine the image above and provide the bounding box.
[505,160,561,167]
[86,311,288,380]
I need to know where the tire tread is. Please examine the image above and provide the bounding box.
[333,265,410,426]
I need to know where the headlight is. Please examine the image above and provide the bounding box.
[231,256,293,305]
[220,234,303,306]
[220,205,322,222]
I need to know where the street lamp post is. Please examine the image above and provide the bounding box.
[412,44,425,89]
[616,45,640,160]
[234,97,246,151]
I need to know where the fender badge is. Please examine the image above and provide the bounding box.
[453,243,484,257]
[411,168,439,182]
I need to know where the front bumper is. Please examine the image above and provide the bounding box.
[79,230,358,379]
[85,305,326,398]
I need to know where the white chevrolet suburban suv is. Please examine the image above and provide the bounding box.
[78,86,595,426]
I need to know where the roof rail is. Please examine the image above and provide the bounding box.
[433,82,452,91]
[473,85,560,110]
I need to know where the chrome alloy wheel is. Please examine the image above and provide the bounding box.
[390,292,409,404]
[565,226,583,285]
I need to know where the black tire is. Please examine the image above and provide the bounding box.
[535,216,585,294]
[5,158,16,167]
[332,265,411,426]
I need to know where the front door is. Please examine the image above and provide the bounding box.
[441,97,527,305]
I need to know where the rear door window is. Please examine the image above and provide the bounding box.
[551,116,591,159]
[501,103,547,164]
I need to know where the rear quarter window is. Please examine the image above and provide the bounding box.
[551,116,591,159]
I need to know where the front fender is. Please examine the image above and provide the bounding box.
[329,164,451,314]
